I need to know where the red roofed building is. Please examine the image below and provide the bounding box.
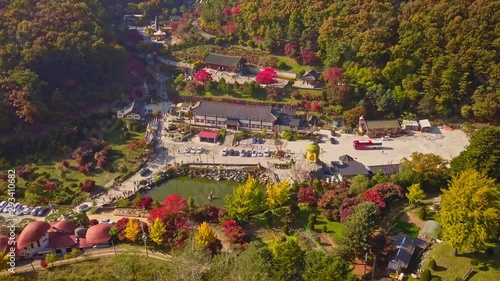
[198,131,218,143]
[85,224,112,246]
[18,221,51,257]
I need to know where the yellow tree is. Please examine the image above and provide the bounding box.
[0,252,10,271]
[124,218,141,244]
[195,222,217,248]
[149,218,167,246]
[266,180,290,209]
[406,183,426,206]
[401,152,449,191]
[438,170,500,253]
[224,176,264,221]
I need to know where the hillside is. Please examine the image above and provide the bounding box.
[200,0,499,123]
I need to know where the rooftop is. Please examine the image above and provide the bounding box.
[365,119,401,130]
[191,101,277,122]
[203,53,244,67]
[85,223,112,244]
[388,234,429,271]
[18,221,51,249]
[199,131,218,139]
[122,101,145,116]
[301,69,321,81]
[48,232,76,249]
[331,155,369,176]
[367,164,401,176]
[419,119,431,128]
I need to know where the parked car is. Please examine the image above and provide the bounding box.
[184,147,191,153]
[251,137,257,144]
[36,208,49,217]
[77,204,91,212]
[264,150,271,157]
[22,207,32,215]
[252,150,257,157]
[240,150,246,157]
[245,151,252,157]
[101,218,115,224]
[140,168,151,177]
[0,201,6,209]
[258,152,264,157]
[196,147,205,154]
[233,150,240,156]
[222,148,228,156]
[228,149,235,156]
[381,136,391,141]
[30,206,41,216]
[259,138,264,144]
[330,137,336,144]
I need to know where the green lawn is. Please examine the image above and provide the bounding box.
[423,242,500,281]
[20,130,145,188]
[178,88,296,104]
[392,221,420,238]
[293,206,345,242]
[275,55,324,74]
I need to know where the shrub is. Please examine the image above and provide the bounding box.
[470,258,479,266]
[417,207,426,220]
[431,277,441,281]
[308,214,316,224]
[427,259,436,270]
[485,247,494,256]
[322,225,327,233]
[420,269,431,281]
[307,221,314,230]
[282,225,289,235]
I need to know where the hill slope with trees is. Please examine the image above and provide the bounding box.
[200,0,499,123]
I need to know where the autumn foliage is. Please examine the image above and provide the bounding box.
[194,69,212,84]
[80,179,96,192]
[222,220,248,246]
[136,195,153,210]
[297,187,317,206]
[255,68,278,84]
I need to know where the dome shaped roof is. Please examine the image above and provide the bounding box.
[306,142,320,152]
[53,221,76,232]
[18,221,51,249]
[85,223,112,244]
[75,227,88,238]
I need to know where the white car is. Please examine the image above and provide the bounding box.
[258,152,264,157]
[381,136,391,141]
[190,147,198,154]
[100,218,115,224]
[0,201,6,208]
[184,147,191,153]
[222,148,228,156]
[264,150,271,157]
[252,150,257,157]
[77,204,91,212]
[196,147,204,154]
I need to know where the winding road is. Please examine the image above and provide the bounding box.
[3,245,171,275]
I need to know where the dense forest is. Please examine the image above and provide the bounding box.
[0,0,128,133]
[200,0,499,123]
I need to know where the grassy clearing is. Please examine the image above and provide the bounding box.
[293,206,345,242]
[275,55,324,74]
[178,88,296,104]
[423,242,500,281]
[20,130,145,187]
[392,221,420,238]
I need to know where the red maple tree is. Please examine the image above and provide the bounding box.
[300,48,316,65]
[255,68,278,84]
[222,220,248,245]
[284,43,297,58]
[137,196,153,210]
[80,179,96,192]
[225,21,237,35]
[149,193,188,222]
[323,67,345,86]
[311,101,321,111]
[297,187,317,206]
[194,69,212,84]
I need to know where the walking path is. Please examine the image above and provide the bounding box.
[3,246,171,275]
[191,18,216,40]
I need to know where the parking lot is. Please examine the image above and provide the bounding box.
[286,128,469,166]
[160,125,469,168]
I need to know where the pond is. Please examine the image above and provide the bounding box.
[145,177,239,207]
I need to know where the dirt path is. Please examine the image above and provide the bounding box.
[399,210,426,228]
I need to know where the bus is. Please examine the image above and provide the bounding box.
[353,140,383,150]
